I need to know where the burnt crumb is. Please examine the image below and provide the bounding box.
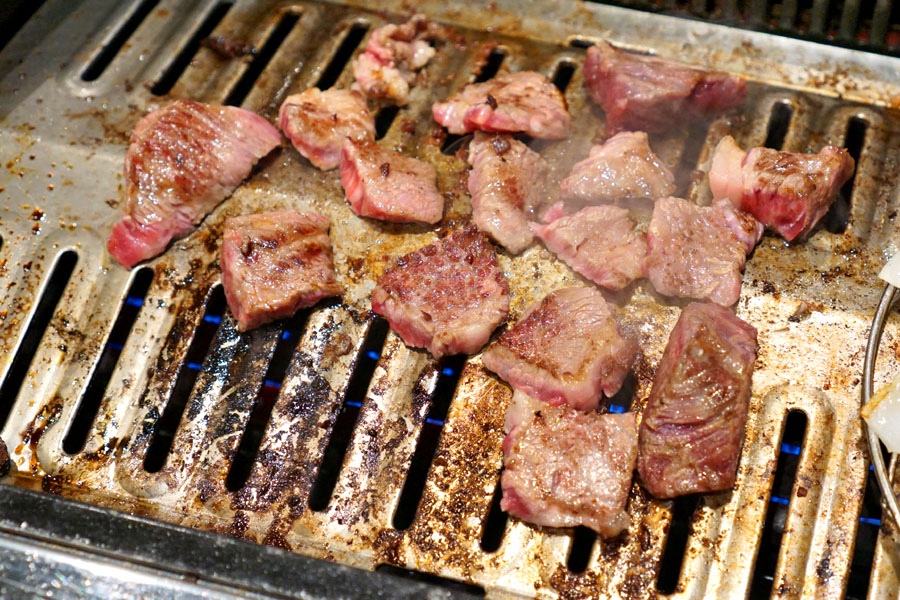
[760,280,776,295]
[491,136,511,155]
[197,479,216,503]
[31,208,44,221]
[231,511,250,537]
[485,94,498,109]
[201,35,257,58]
[788,301,812,323]
[796,486,808,498]
[380,162,390,178]
[889,210,897,220]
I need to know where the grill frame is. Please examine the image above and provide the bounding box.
[3,1,900,598]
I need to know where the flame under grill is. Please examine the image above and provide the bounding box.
[3,0,900,598]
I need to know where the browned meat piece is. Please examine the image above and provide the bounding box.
[645,197,763,306]
[501,391,637,536]
[709,135,856,241]
[530,203,646,291]
[638,302,758,498]
[583,42,746,135]
[560,131,675,204]
[352,15,440,105]
[482,287,638,412]
[371,226,510,358]
[221,211,343,332]
[279,88,375,170]
[467,132,548,254]
[0,437,8,477]
[340,139,443,224]
[107,100,282,269]
[432,71,570,139]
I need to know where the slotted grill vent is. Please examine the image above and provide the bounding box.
[3,1,900,599]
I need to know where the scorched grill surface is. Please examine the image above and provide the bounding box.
[2,1,900,598]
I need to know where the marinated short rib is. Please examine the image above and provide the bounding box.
[432,71,570,139]
[371,226,509,358]
[501,391,638,536]
[482,287,638,411]
[531,203,647,291]
[108,100,282,269]
[0,436,9,477]
[220,211,342,332]
[340,139,443,224]
[638,302,758,498]
[467,132,549,254]
[560,131,675,204]
[278,88,374,170]
[352,15,440,105]
[645,197,763,306]
[709,135,856,241]
[583,42,746,135]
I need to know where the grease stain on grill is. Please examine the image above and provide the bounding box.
[81,0,161,82]
[0,250,77,431]
[314,21,369,90]
[307,317,389,511]
[63,267,153,455]
[150,1,233,96]
[224,10,301,107]
[143,286,226,473]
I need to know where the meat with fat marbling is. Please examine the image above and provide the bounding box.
[340,138,443,224]
[371,226,509,358]
[467,132,548,254]
[708,135,856,241]
[220,211,343,332]
[638,301,757,498]
[583,42,746,135]
[482,286,638,412]
[352,15,440,105]
[501,391,638,536]
[560,131,675,204]
[530,203,647,291]
[645,197,763,306]
[107,100,282,269]
[432,71,570,139]
[278,88,374,170]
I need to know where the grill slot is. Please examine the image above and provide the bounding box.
[150,1,233,96]
[474,47,506,83]
[392,355,466,530]
[143,286,227,473]
[314,21,368,90]
[374,106,400,140]
[656,495,699,594]
[480,481,508,552]
[0,250,77,431]
[225,309,310,492]
[551,60,576,92]
[824,116,867,234]
[224,9,300,107]
[62,267,153,455]
[81,0,161,82]
[307,317,389,511]
[846,465,883,599]
[763,101,794,150]
[750,409,809,597]
[566,526,597,574]
[0,0,47,52]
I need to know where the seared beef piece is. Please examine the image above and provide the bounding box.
[352,15,440,105]
[560,131,675,204]
[482,287,638,412]
[638,302,758,498]
[531,203,646,291]
[501,391,638,536]
[0,437,9,477]
[467,132,548,254]
[709,135,856,241]
[279,88,375,170]
[371,226,509,358]
[221,211,342,332]
[583,42,746,135]
[432,71,570,139]
[340,139,443,224]
[107,100,281,269]
[645,197,763,307]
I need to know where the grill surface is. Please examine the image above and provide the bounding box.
[3,1,900,598]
